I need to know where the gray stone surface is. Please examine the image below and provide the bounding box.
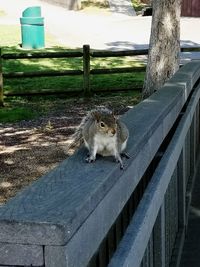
[0,243,44,266]
[0,61,200,266]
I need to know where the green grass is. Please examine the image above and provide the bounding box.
[131,0,148,12]
[2,48,145,94]
[0,91,142,123]
[0,106,38,123]
[0,26,21,47]
[0,96,50,123]
[0,96,56,123]
[81,0,109,9]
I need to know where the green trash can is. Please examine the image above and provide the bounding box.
[20,6,45,49]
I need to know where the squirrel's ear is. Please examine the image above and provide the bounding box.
[111,109,116,117]
[92,111,101,122]
[114,115,119,121]
[111,110,117,120]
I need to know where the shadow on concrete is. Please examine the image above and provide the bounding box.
[105,41,149,51]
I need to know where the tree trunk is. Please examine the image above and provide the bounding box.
[142,0,182,98]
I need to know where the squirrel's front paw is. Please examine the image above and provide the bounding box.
[85,155,96,163]
[120,162,125,170]
[115,157,125,170]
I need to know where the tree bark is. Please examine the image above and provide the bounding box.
[142,0,182,98]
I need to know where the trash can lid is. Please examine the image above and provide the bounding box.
[22,6,41,17]
[20,17,44,25]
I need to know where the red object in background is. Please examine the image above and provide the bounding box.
[182,0,200,17]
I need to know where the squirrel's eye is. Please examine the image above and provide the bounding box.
[100,122,105,128]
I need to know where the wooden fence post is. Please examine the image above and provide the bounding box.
[0,48,3,106]
[83,44,91,96]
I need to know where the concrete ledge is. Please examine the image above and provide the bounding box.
[0,61,200,266]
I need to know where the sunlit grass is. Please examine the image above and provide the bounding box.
[0,26,21,47]
[0,10,6,17]
[81,0,109,9]
[2,56,144,71]
[0,25,59,48]
[131,0,148,12]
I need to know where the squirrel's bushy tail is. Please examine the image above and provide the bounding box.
[66,128,83,153]
[65,113,90,154]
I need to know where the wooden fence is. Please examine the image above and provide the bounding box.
[0,45,148,104]
[0,45,200,105]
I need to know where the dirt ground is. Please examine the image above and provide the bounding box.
[0,94,140,204]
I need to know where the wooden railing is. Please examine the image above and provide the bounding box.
[0,61,200,266]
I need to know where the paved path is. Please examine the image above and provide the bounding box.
[108,0,136,17]
[0,0,151,50]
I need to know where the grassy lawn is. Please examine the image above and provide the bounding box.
[0,25,21,47]
[0,25,59,48]
[0,7,145,123]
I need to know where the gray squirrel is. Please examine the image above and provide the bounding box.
[67,107,129,169]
